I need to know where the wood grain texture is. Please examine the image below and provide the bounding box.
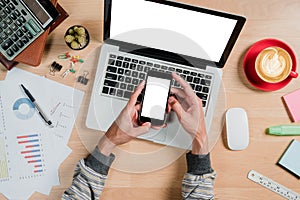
[1,0,300,199]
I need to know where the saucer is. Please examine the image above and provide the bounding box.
[243,38,297,91]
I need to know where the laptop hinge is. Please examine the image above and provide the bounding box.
[105,39,216,70]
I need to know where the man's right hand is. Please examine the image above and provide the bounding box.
[168,72,209,155]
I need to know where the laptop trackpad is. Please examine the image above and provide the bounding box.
[139,111,193,150]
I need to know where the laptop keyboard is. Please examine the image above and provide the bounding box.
[101,53,213,109]
[0,0,43,60]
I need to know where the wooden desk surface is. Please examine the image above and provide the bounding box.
[1,0,300,199]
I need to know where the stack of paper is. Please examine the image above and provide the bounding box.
[278,139,300,178]
[282,88,300,122]
[0,68,84,199]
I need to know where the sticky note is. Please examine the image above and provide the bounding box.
[277,139,300,178]
[283,88,300,122]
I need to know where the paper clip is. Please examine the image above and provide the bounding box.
[49,61,63,76]
[58,52,71,59]
[77,71,89,85]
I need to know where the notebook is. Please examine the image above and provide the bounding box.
[86,0,246,149]
[283,88,300,122]
[278,139,300,178]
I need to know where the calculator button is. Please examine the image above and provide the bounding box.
[0,22,7,29]
[16,40,24,48]
[0,11,7,19]
[26,32,33,39]
[21,36,29,44]
[13,10,20,17]
[6,49,14,56]
[12,44,19,52]
[11,33,18,41]
[19,16,26,23]
[12,0,18,5]
[21,26,27,33]
[25,23,37,36]
[11,23,18,30]
[4,7,11,14]
[5,27,12,35]
[2,38,13,50]
[21,9,27,16]
[5,17,12,24]
[15,19,22,26]
[8,3,15,10]
[0,32,6,41]
[16,30,23,37]
[9,13,17,20]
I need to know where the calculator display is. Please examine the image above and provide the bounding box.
[22,0,57,28]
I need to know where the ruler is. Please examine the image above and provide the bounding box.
[248,170,300,200]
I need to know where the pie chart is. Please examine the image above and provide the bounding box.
[13,98,35,120]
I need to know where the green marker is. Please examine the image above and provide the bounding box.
[267,125,300,136]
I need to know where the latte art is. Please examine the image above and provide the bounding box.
[255,47,292,83]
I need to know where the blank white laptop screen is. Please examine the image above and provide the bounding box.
[110,0,238,63]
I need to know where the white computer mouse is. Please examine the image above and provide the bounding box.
[225,108,249,150]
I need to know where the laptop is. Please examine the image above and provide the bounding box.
[86,0,246,149]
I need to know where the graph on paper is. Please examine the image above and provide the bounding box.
[0,95,6,134]
[16,133,46,179]
[0,137,9,181]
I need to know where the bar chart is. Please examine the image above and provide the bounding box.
[16,133,45,177]
[0,137,9,180]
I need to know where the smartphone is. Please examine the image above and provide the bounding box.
[139,70,172,126]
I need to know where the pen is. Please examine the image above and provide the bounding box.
[20,84,53,126]
[267,125,300,136]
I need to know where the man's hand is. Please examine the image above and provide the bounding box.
[98,81,151,156]
[168,73,209,155]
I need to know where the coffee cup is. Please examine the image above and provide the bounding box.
[255,46,298,83]
[243,39,299,91]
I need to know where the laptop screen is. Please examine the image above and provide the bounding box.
[107,0,245,66]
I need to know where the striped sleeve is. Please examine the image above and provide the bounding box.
[61,159,107,200]
[62,147,115,200]
[182,172,216,200]
[182,152,216,200]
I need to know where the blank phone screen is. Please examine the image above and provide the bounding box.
[141,76,171,120]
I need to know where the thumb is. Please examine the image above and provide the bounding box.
[168,96,183,121]
[133,122,151,137]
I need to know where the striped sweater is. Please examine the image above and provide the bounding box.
[62,147,216,200]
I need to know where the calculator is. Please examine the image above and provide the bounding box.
[0,0,60,61]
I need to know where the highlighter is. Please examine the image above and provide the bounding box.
[267,125,300,136]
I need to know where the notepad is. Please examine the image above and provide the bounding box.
[283,88,300,122]
[277,139,300,178]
